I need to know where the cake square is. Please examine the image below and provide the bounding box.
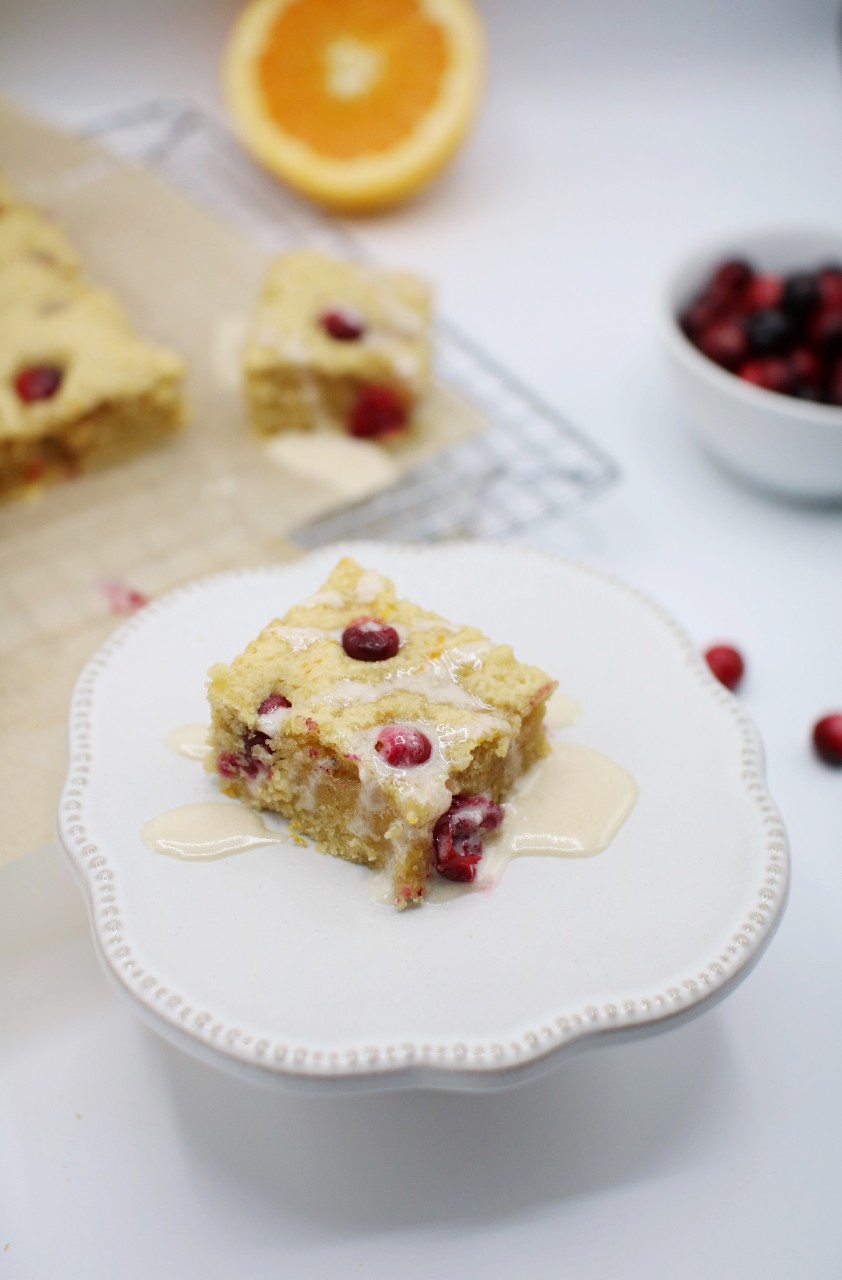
[0,263,186,496]
[0,175,187,498]
[207,557,557,909]
[244,250,432,441]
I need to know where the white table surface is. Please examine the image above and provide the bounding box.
[2,0,842,1275]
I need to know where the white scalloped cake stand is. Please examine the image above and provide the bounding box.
[58,542,789,1093]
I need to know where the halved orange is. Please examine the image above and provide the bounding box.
[223,0,484,211]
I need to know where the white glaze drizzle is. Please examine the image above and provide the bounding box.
[299,589,345,609]
[166,723,210,761]
[152,734,637,909]
[367,742,638,905]
[271,624,342,651]
[545,691,583,730]
[142,803,281,859]
[481,743,638,876]
[319,668,506,724]
[354,570,386,603]
[257,704,291,736]
[363,270,427,337]
[412,616,460,634]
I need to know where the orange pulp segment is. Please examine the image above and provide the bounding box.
[224,0,484,211]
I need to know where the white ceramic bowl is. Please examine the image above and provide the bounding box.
[662,229,842,499]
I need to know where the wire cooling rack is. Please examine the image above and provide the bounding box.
[86,101,619,546]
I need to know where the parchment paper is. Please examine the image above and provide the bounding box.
[0,98,484,862]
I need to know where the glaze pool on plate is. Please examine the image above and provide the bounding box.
[141,733,638,904]
[58,542,789,1092]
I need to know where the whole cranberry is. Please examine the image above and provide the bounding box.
[813,714,842,766]
[320,307,366,341]
[348,384,408,439]
[14,363,64,402]
[825,358,842,406]
[737,357,793,395]
[790,347,823,400]
[217,750,265,780]
[782,272,821,323]
[704,644,745,691]
[217,751,243,778]
[680,296,726,340]
[745,273,783,311]
[258,693,291,715]
[375,724,433,767]
[808,307,842,358]
[243,729,270,756]
[342,617,400,661]
[745,308,794,355]
[433,795,504,883]
[709,259,753,298]
[818,266,842,309]
[790,347,822,385]
[695,320,748,370]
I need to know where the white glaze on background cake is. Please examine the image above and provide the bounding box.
[354,569,386,602]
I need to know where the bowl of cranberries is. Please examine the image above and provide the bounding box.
[664,230,842,498]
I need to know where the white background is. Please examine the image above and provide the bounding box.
[2,0,842,1275]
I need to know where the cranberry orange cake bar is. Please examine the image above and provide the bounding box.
[207,557,556,909]
[0,173,186,498]
[244,250,431,441]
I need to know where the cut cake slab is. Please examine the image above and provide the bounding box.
[207,556,556,908]
[0,170,186,498]
[244,249,431,441]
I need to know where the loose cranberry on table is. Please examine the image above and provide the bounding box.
[375,724,432,767]
[704,644,745,691]
[100,579,150,616]
[342,617,401,661]
[347,383,408,439]
[433,795,504,883]
[812,714,842,767]
[680,257,842,406]
[319,307,366,341]
[14,363,64,403]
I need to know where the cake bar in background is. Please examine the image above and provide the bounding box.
[244,250,432,441]
[0,170,186,498]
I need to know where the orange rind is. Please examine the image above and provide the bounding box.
[223,0,484,211]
